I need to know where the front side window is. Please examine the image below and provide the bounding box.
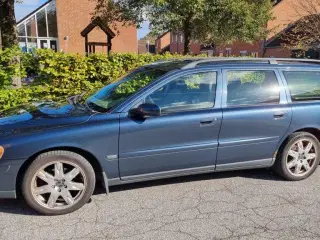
[86,67,168,112]
[145,72,217,113]
[227,70,280,106]
[283,71,320,102]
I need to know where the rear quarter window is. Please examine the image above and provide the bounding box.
[283,71,320,102]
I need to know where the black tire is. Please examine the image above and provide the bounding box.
[274,132,320,181]
[22,150,96,215]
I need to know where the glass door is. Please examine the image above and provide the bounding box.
[37,39,58,52]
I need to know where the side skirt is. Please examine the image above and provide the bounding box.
[107,158,274,187]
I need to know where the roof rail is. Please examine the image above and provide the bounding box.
[181,58,320,69]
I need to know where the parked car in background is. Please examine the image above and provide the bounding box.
[1,58,320,215]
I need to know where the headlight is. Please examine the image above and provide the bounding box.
[0,146,4,159]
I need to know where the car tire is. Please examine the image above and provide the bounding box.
[22,150,96,215]
[274,132,320,181]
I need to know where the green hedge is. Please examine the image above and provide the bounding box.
[0,49,206,111]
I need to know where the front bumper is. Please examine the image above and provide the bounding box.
[0,159,24,199]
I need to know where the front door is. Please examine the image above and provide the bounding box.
[119,70,222,179]
[216,69,292,169]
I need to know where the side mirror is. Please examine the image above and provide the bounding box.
[128,103,161,119]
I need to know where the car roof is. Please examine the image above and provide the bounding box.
[147,58,320,71]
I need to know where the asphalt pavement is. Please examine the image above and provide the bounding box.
[1,168,320,240]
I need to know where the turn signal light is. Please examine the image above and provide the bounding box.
[0,146,4,159]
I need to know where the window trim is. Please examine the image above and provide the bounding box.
[280,69,320,104]
[221,69,287,108]
[119,68,222,114]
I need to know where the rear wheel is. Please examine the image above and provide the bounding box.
[22,151,95,215]
[274,132,320,181]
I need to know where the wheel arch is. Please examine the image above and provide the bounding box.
[274,127,320,161]
[16,146,108,197]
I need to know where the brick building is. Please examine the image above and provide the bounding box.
[162,0,319,58]
[17,0,137,54]
[155,31,171,54]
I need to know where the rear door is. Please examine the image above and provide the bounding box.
[216,68,292,170]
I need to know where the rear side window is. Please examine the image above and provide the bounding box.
[226,70,280,106]
[283,71,320,102]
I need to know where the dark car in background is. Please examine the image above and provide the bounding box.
[1,58,320,215]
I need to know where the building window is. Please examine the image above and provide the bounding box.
[16,0,58,52]
[180,34,184,43]
[240,51,248,57]
[26,16,37,37]
[226,48,232,57]
[47,1,58,37]
[36,9,47,37]
[17,24,26,37]
[251,52,259,58]
[171,34,175,43]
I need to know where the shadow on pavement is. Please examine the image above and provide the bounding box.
[0,168,282,216]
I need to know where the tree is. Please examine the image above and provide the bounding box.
[0,0,22,88]
[0,0,18,49]
[281,0,320,57]
[93,0,273,55]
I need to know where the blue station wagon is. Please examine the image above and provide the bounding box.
[1,58,320,215]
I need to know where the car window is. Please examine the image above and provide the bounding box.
[145,72,217,113]
[227,70,280,106]
[283,71,320,102]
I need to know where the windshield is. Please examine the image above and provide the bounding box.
[86,67,168,112]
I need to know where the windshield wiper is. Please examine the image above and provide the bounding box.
[67,92,86,106]
[67,93,97,112]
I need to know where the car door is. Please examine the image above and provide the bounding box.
[118,69,222,179]
[216,68,292,170]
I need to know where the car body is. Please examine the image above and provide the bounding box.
[1,58,320,214]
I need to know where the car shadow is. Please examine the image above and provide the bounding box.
[0,168,282,216]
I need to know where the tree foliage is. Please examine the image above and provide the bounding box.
[93,0,273,54]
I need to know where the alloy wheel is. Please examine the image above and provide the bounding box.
[286,139,317,177]
[31,161,87,210]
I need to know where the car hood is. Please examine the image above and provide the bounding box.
[0,101,94,137]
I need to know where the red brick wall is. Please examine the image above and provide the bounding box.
[216,41,264,57]
[264,48,292,58]
[156,32,171,53]
[55,0,137,54]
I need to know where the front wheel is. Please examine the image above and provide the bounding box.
[274,132,320,181]
[22,151,96,215]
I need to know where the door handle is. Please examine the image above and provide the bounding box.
[274,111,288,119]
[200,117,219,127]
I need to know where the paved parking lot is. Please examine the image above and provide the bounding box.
[1,168,320,240]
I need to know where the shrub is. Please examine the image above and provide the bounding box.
[0,49,206,111]
[0,46,26,89]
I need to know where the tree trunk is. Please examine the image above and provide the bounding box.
[183,21,191,55]
[0,0,18,49]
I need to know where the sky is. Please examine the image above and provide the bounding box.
[15,0,150,39]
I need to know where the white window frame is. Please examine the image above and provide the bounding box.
[17,0,58,52]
